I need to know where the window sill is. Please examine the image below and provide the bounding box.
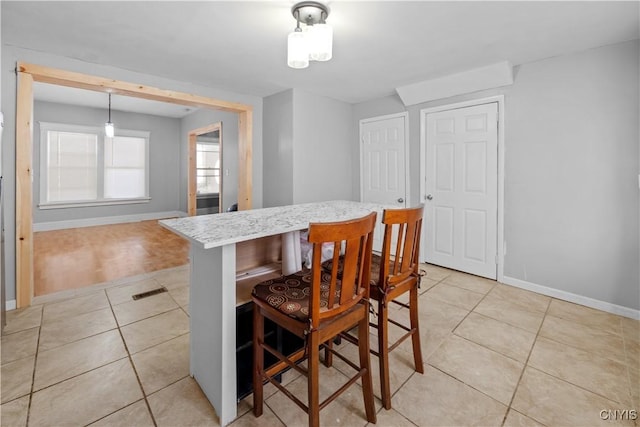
[38,197,151,210]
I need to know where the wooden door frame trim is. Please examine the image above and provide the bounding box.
[15,62,253,308]
[188,122,222,216]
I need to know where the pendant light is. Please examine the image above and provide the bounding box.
[105,93,115,137]
[287,2,332,69]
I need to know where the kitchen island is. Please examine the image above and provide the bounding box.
[160,200,388,426]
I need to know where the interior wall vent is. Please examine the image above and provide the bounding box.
[132,287,168,301]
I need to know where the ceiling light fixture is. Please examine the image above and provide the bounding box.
[287,1,332,69]
[105,92,115,138]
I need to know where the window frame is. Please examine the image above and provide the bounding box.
[195,140,221,197]
[39,122,151,209]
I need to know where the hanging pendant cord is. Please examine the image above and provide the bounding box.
[108,93,112,122]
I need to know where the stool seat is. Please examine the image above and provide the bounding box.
[252,269,342,322]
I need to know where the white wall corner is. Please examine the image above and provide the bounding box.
[6,300,16,311]
[502,275,640,320]
[396,61,514,106]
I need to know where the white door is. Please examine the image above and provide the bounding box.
[360,113,409,250]
[424,103,498,279]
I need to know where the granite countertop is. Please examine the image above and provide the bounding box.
[160,200,390,249]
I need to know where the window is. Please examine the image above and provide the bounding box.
[46,130,98,202]
[196,142,221,195]
[39,122,150,208]
[105,136,147,199]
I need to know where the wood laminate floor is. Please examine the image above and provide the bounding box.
[34,220,189,297]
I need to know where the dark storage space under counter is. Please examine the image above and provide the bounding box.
[235,302,304,402]
[235,269,305,402]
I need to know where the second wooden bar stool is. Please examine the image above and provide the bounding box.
[251,212,378,427]
[325,204,425,409]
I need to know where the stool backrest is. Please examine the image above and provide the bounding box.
[308,211,377,327]
[380,205,424,289]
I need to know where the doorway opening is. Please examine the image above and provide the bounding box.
[188,123,223,216]
[16,62,254,307]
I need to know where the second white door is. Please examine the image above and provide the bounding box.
[423,103,498,279]
[360,113,409,251]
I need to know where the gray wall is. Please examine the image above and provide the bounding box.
[1,45,264,303]
[180,109,239,213]
[292,90,354,204]
[263,90,294,208]
[353,40,640,311]
[33,101,181,223]
[263,89,354,207]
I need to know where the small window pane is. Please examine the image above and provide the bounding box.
[104,136,147,199]
[105,136,145,168]
[47,131,98,202]
[196,142,220,194]
[104,169,145,199]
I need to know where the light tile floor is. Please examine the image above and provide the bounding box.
[1,264,638,426]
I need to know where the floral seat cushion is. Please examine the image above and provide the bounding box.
[252,269,341,322]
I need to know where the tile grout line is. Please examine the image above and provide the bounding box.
[24,305,44,427]
[521,304,636,408]
[387,370,420,427]
[620,320,637,416]
[105,291,159,427]
[419,274,518,413]
[423,277,545,426]
[263,400,289,427]
[24,279,190,423]
[499,296,552,427]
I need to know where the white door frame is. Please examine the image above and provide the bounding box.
[359,111,411,206]
[419,95,505,282]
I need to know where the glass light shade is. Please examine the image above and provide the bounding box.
[309,23,332,61]
[287,30,309,69]
[105,122,115,138]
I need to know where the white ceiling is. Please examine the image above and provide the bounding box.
[3,1,639,114]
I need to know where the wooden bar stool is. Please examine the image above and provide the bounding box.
[325,204,425,410]
[251,212,378,427]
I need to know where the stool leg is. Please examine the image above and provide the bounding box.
[409,285,424,374]
[308,330,320,427]
[252,306,264,417]
[378,298,392,409]
[323,339,333,367]
[358,312,377,423]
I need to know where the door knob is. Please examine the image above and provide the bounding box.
[397,198,404,203]
[426,194,433,200]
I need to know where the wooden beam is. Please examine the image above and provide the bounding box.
[188,133,197,216]
[17,62,253,114]
[238,110,253,210]
[15,62,254,307]
[16,72,34,308]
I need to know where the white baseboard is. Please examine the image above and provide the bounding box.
[6,299,16,311]
[502,275,640,320]
[33,211,188,232]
